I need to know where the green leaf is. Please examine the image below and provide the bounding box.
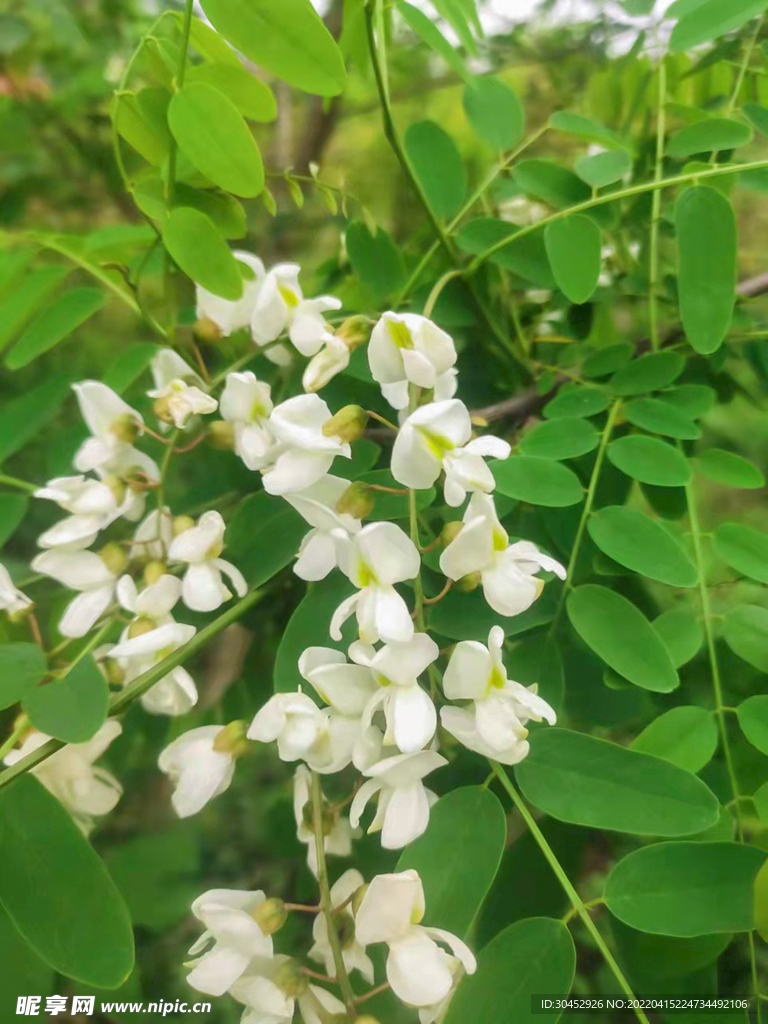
[0,374,72,465]
[463,77,524,149]
[610,918,732,984]
[0,267,70,354]
[713,523,768,584]
[694,448,765,489]
[512,159,590,209]
[346,221,406,300]
[519,417,599,460]
[744,103,768,136]
[671,0,768,52]
[575,149,632,189]
[667,118,753,158]
[605,842,767,936]
[162,207,244,301]
[0,644,47,711]
[0,493,27,547]
[226,490,306,587]
[515,728,718,835]
[587,506,697,587]
[430,586,557,642]
[676,186,736,354]
[0,775,134,986]
[550,110,628,149]
[567,584,679,692]
[544,386,610,419]
[103,343,160,394]
[544,215,602,305]
[444,917,576,1024]
[723,605,768,672]
[609,351,685,396]
[654,608,704,667]
[623,397,700,440]
[399,3,471,84]
[405,120,466,219]
[631,707,718,773]
[397,787,506,938]
[663,384,716,419]
[0,247,36,295]
[5,288,105,370]
[111,88,172,165]
[755,859,768,943]
[274,575,356,692]
[186,63,276,122]
[0,905,53,1010]
[167,83,264,198]
[492,456,584,507]
[200,0,346,96]
[184,13,242,67]
[23,656,108,744]
[607,436,691,486]
[736,696,768,754]
[455,219,554,287]
[0,14,31,56]
[582,343,633,378]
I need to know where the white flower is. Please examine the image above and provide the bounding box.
[369,312,457,410]
[196,251,265,337]
[251,262,341,358]
[441,625,556,764]
[31,548,118,637]
[350,749,446,849]
[149,349,217,430]
[247,692,354,773]
[391,399,510,506]
[158,725,237,817]
[330,521,420,645]
[439,493,566,616]
[283,475,360,581]
[262,395,351,495]
[72,381,158,481]
[35,475,134,550]
[167,511,247,613]
[219,371,276,471]
[4,721,122,834]
[349,634,439,753]
[355,870,476,1008]
[302,334,350,392]
[293,766,357,877]
[109,574,197,716]
[0,563,31,617]
[230,957,345,1024]
[130,506,173,562]
[310,869,374,983]
[186,887,274,996]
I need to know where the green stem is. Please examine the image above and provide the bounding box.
[491,763,652,1024]
[0,473,37,494]
[310,771,357,1015]
[727,17,763,117]
[552,400,621,627]
[166,0,195,205]
[649,58,666,352]
[467,158,768,272]
[0,716,29,763]
[408,386,427,632]
[0,587,265,790]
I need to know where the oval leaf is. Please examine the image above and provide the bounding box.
[463,77,524,150]
[654,608,704,667]
[631,706,718,773]
[405,120,466,219]
[587,506,697,587]
[544,215,602,305]
[23,656,108,744]
[666,118,753,158]
[544,387,609,419]
[0,643,47,711]
[492,456,583,507]
[567,584,679,692]
[162,207,244,301]
[515,728,718,835]
[723,605,768,672]
[695,448,765,489]
[185,63,277,122]
[609,351,685,396]
[736,695,768,755]
[713,523,768,584]
[5,288,105,370]
[575,149,632,189]
[0,775,134,986]
[623,397,700,440]
[519,417,599,460]
[607,435,691,486]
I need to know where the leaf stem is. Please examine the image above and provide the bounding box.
[0,716,29,763]
[490,762,652,1024]
[0,473,37,494]
[649,57,666,352]
[166,0,195,205]
[310,771,357,1015]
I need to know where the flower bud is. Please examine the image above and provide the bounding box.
[104,659,126,686]
[212,720,251,758]
[128,616,156,639]
[335,315,370,351]
[440,521,463,547]
[356,1017,382,1024]
[103,474,127,506]
[99,541,128,576]
[455,571,482,593]
[153,395,174,425]
[335,482,374,520]
[172,515,196,537]
[8,601,34,625]
[143,560,167,586]
[273,959,308,998]
[208,420,235,450]
[110,413,139,444]
[251,897,287,936]
[194,316,223,343]
[322,405,368,443]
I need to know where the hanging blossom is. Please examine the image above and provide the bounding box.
[149,349,218,431]
[35,474,142,550]
[219,371,276,471]
[283,474,361,581]
[350,749,446,849]
[196,251,265,339]
[159,722,249,818]
[309,868,374,983]
[391,398,511,506]
[369,311,458,410]
[355,869,476,1011]
[72,381,158,482]
[167,511,247,613]
[292,766,356,877]
[251,262,341,362]
[229,955,345,1024]
[261,395,353,495]
[440,493,566,616]
[0,563,31,618]
[31,542,126,638]
[3,721,122,834]
[130,506,174,562]
[441,625,557,764]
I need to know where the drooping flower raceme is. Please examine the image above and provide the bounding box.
[149,349,218,430]
[309,868,373,983]
[31,545,123,637]
[440,492,566,616]
[369,312,457,410]
[186,887,274,996]
[261,394,351,495]
[350,749,446,849]
[251,262,341,360]
[283,474,360,581]
[158,723,246,817]
[292,765,356,877]
[72,381,158,482]
[35,475,139,550]
[441,625,557,763]
[167,511,246,613]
